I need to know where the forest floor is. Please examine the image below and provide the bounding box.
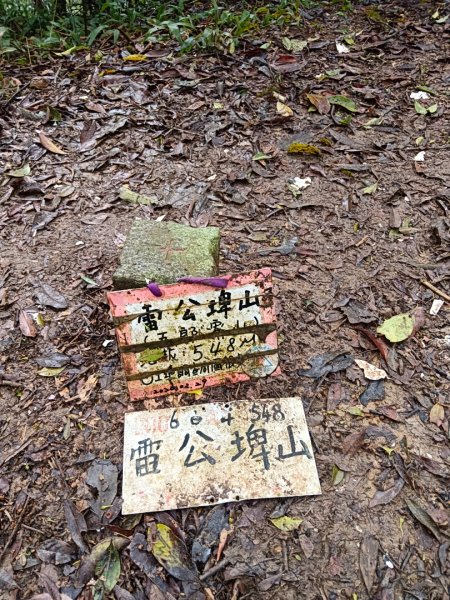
[0,1,449,599]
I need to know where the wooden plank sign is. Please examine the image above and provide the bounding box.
[107,269,280,400]
[122,397,321,514]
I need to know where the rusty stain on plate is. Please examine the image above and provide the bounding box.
[107,269,280,400]
[122,397,321,514]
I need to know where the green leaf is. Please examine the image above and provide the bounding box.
[427,103,438,114]
[416,85,436,95]
[55,45,85,56]
[281,37,307,52]
[152,523,198,582]
[90,537,129,563]
[37,367,65,377]
[139,348,165,363]
[348,406,365,417]
[119,186,158,206]
[47,106,62,122]
[63,419,71,440]
[281,36,292,50]
[7,164,30,177]
[80,274,99,287]
[94,541,121,593]
[414,101,427,115]
[388,229,402,239]
[332,465,345,486]
[93,581,104,600]
[377,313,414,343]
[362,182,378,195]
[334,111,353,125]
[328,95,358,112]
[270,515,303,531]
[87,24,107,46]
[252,152,271,161]
[364,117,383,129]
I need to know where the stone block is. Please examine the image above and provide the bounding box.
[113,219,220,289]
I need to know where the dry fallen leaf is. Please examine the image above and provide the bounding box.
[216,529,229,563]
[37,367,66,377]
[360,534,379,592]
[19,310,37,338]
[306,93,330,114]
[369,479,404,507]
[38,131,66,155]
[35,283,68,309]
[0,288,8,306]
[429,403,445,427]
[78,374,99,403]
[276,101,294,117]
[355,359,387,380]
[7,164,31,177]
[405,498,444,541]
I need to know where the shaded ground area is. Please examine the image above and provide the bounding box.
[1,1,449,599]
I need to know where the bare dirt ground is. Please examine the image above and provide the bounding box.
[1,1,449,599]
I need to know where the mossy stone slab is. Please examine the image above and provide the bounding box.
[113,219,220,289]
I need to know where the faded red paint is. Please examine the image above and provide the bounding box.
[107,269,280,400]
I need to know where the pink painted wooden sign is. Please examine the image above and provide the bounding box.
[107,269,280,400]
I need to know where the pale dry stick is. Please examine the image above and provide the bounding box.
[421,279,450,303]
[281,539,289,572]
[22,523,46,535]
[355,234,370,248]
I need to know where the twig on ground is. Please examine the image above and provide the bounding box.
[0,496,30,566]
[355,234,370,247]
[281,539,289,572]
[2,81,30,108]
[0,437,35,467]
[421,279,450,302]
[200,558,231,581]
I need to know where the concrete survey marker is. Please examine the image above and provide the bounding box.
[107,268,280,400]
[113,220,220,289]
[122,397,321,514]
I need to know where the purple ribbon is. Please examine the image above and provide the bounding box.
[177,276,228,288]
[146,281,163,296]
